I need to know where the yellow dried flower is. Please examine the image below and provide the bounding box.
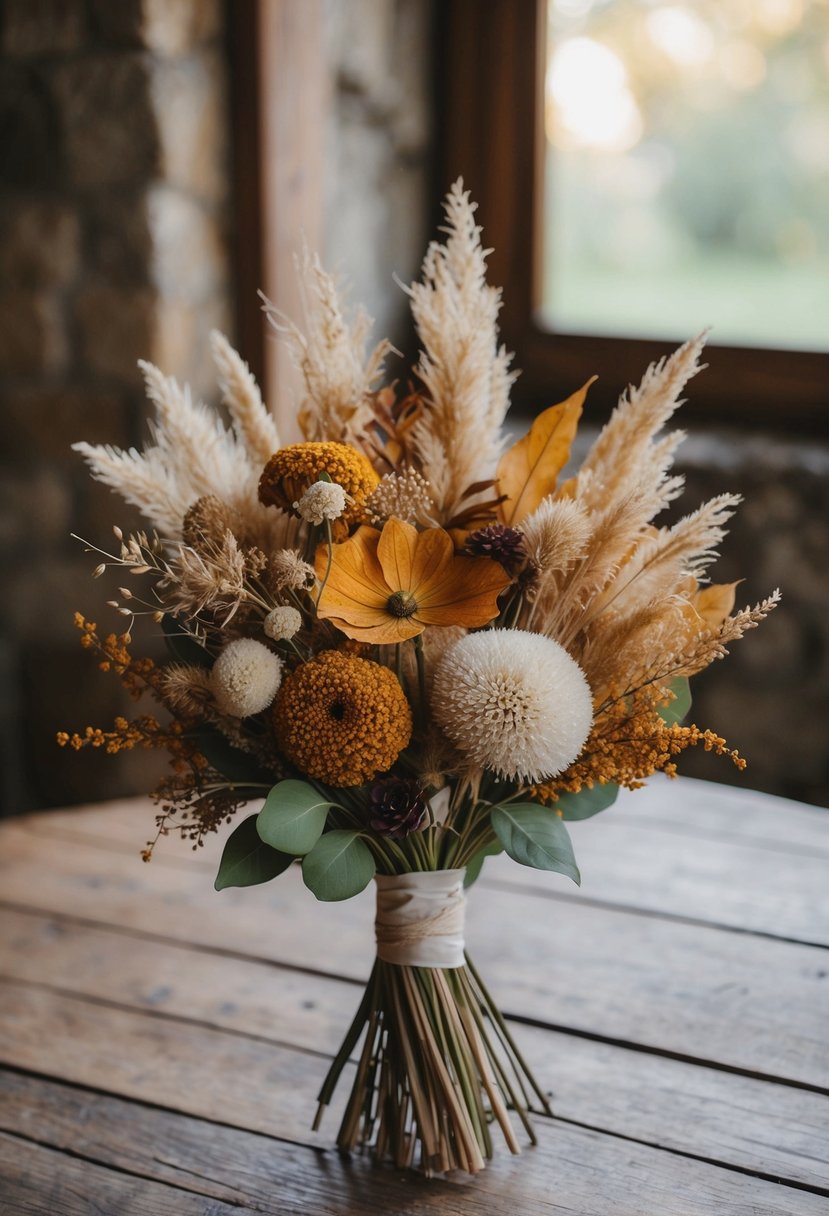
[259,442,379,527]
[273,650,412,787]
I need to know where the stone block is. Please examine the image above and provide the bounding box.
[1,0,86,57]
[75,281,158,383]
[0,198,80,288]
[148,184,228,302]
[150,50,227,201]
[0,290,67,375]
[0,465,72,556]
[90,0,221,54]
[0,386,130,462]
[86,189,154,285]
[152,292,231,400]
[0,62,63,187]
[51,54,159,188]
[142,0,222,55]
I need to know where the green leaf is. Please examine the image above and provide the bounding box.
[214,814,294,891]
[302,830,376,902]
[557,783,620,821]
[188,725,273,786]
[491,803,580,885]
[257,780,336,856]
[463,839,504,888]
[658,676,692,727]
[161,614,211,667]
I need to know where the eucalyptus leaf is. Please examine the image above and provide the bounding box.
[659,676,692,727]
[463,839,504,888]
[214,814,293,891]
[557,783,619,821]
[491,804,580,885]
[302,830,376,902]
[161,614,211,667]
[257,780,336,856]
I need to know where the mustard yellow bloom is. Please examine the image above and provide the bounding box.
[315,518,511,643]
[273,650,412,786]
[259,441,379,528]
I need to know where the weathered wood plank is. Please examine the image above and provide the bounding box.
[485,815,829,945]
[1,1067,827,1215]
[0,1129,246,1216]
[1,829,826,1087]
[1,910,827,1188]
[12,782,829,944]
[609,776,829,855]
[19,774,829,859]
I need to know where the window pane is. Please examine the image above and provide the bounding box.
[542,0,829,351]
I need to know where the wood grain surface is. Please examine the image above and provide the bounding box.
[1,776,826,1214]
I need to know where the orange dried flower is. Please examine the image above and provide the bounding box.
[315,518,511,643]
[273,650,412,786]
[259,441,379,527]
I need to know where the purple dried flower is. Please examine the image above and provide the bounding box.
[465,524,525,572]
[369,778,427,839]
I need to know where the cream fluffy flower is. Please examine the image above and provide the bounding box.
[431,629,592,782]
[294,480,349,524]
[211,638,283,718]
[264,605,302,641]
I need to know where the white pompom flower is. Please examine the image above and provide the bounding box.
[294,480,349,525]
[264,605,302,642]
[211,638,284,718]
[431,629,593,783]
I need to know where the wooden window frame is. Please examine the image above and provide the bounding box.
[441,0,828,434]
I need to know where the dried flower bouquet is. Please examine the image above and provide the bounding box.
[62,182,778,1176]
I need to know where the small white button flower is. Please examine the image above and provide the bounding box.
[211,638,283,718]
[431,629,593,783]
[293,480,349,525]
[263,605,302,642]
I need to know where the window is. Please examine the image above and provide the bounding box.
[442,0,828,432]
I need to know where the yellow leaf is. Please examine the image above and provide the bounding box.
[692,581,739,629]
[497,379,595,526]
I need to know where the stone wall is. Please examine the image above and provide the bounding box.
[323,0,436,355]
[0,0,232,814]
[671,433,829,808]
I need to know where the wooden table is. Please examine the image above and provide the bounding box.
[1,776,827,1214]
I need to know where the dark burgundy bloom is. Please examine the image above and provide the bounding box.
[465,524,525,572]
[369,778,427,839]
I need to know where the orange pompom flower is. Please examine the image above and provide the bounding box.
[315,517,511,643]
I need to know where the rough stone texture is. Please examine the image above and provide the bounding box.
[51,54,160,188]
[323,0,436,358]
[670,434,829,807]
[1,0,86,57]
[0,198,80,286]
[0,0,233,817]
[0,291,68,375]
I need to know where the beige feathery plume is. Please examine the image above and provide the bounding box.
[261,249,392,447]
[541,489,658,646]
[566,333,706,515]
[210,331,280,465]
[74,360,297,553]
[407,180,516,522]
[581,493,741,628]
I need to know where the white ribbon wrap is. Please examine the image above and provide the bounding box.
[375,869,466,969]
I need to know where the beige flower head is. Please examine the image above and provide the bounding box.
[264,605,303,642]
[431,628,593,783]
[211,638,284,718]
[294,479,350,525]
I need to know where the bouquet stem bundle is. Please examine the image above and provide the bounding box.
[316,951,550,1175]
